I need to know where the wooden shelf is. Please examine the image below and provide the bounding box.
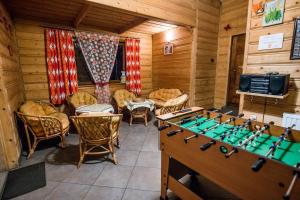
[236,90,289,99]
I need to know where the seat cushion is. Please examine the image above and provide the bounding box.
[41,104,57,115]
[150,99,166,108]
[113,89,136,108]
[20,101,45,116]
[69,92,97,108]
[149,89,182,102]
[165,94,188,107]
[48,112,70,130]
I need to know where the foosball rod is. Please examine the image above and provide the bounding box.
[176,109,219,125]
[198,110,234,126]
[199,114,244,151]
[251,124,296,172]
[183,110,234,143]
[283,163,300,200]
[220,116,255,141]
[159,109,220,131]
[225,123,271,158]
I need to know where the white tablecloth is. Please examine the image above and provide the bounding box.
[126,99,155,111]
[76,104,114,114]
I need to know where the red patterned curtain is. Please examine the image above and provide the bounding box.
[125,39,141,95]
[45,29,78,105]
[76,31,119,103]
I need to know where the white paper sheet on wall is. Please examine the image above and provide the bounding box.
[258,33,284,50]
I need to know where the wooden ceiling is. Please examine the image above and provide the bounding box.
[5,0,177,34]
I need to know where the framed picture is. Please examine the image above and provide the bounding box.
[262,0,285,27]
[164,43,173,55]
[290,18,300,60]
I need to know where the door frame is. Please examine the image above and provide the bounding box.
[225,33,246,107]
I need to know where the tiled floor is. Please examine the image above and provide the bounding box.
[13,117,164,200]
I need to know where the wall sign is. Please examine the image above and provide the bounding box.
[290,18,300,60]
[263,0,285,27]
[258,33,284,50]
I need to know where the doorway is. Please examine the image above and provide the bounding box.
[226,34,246,106]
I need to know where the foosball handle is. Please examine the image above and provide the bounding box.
[252,158,266,172]
[200,140,216,151]
[167,129,183,137]
[158,124,171,131]
[283,163,300,200]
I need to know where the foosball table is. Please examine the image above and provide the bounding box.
[157,107,300,200]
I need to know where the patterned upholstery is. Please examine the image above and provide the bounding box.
[113,89,136,113]
[149,89,182,108]
[68,92,97,109]
[17,101,70,158]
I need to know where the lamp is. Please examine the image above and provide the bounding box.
[164,31,174,55]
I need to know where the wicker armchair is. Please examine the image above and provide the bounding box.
[17,101,70,158]
[113,89,136,114]
[149,88,182,108]
[67,92,97,115]
[155,94,189,116]
[70,114,123,168]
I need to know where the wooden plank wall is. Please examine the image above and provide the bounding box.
[0,2,23,171]
[152,26,193,98]
[194,0,221,108]
[15,19,152,102]
[214,0,248,108]
[241,0,300,125]
[87,0,197,27]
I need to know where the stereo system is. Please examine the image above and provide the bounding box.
[239,73,290,95]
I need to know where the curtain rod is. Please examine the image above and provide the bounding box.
[40,24,141,40]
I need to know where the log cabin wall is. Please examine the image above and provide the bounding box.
[152,26,193,98]
[194,0,221,108]
[15,20,152,101]
[0,2,23,171]
[240,0,300,125]
[214,0,248,108]
[87,0,197,27]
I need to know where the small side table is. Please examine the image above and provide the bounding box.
[126,100,155,126]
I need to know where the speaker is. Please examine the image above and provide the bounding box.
[269,74,290,95]
[239,74,251,92]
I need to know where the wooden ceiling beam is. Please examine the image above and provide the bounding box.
[74,4,91,28]
[118,18,148,34]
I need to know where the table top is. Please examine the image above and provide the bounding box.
[126,99,155,111]
[76,104,114,114]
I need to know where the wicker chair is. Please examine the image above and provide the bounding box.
[67,92,97,115]
[70,114,123,168]
[113,89,136,114]
[17,101,70,158]
[155,94,189,116]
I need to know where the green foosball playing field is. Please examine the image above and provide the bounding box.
[180,117,300,168]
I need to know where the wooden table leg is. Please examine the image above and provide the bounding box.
[161,150,170,200]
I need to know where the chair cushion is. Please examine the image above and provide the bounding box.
[41,104,57,115]
[48,112,70,130]
[150,99,166,107]
[20,101,69,136]
[113,89,136,108]
[69,92,97,108]
[149,89,182,102]
[20,101,46,116]
[165,94,188,107]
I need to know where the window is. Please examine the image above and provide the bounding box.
[110,42,126,81]
[74,40,126,85]
[74,40,93,85]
